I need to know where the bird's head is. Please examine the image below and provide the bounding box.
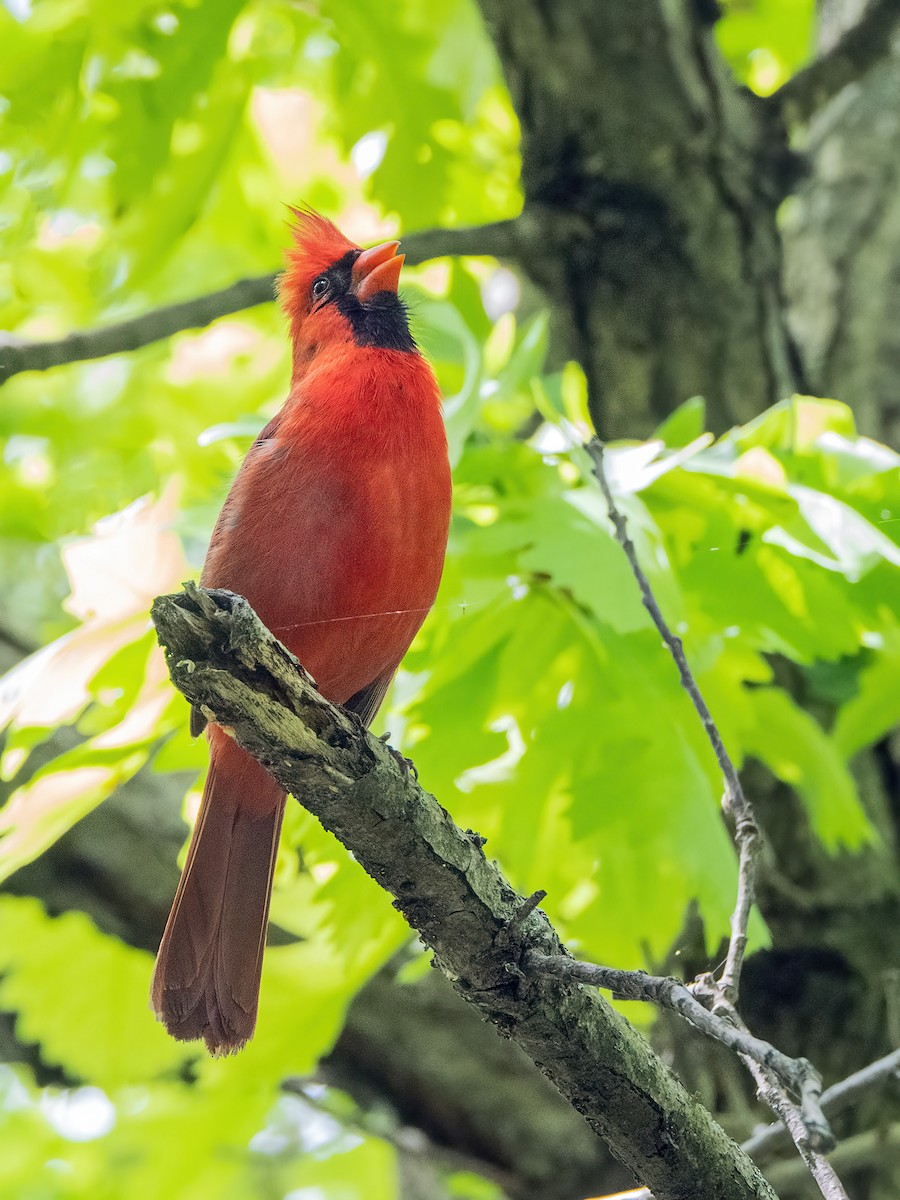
[280,207,415,376]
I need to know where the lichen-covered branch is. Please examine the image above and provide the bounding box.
[150,582,777,1200]
[527,952,833,1152]
[0,221,519,386]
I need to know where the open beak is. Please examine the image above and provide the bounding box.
[352,240,404,303]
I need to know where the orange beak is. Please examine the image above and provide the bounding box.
[352,240,404,303]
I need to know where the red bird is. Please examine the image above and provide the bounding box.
[151,210,452,1054]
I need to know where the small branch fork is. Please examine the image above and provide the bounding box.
[580,439,855,1200]
[580,1050,900,1198]
[743,1048,900,1162]
[527,953,830,1150]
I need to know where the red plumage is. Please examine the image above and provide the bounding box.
[151,210,451,1054]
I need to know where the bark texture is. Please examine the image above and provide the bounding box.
[784,47,900,442]
[148,584,777,1200]
[476,0,804,437]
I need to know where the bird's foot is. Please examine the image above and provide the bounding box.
[379,732,418,780]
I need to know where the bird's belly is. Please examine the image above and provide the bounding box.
[202,443,449,703]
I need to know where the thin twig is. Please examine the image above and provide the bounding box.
[504,890,548,939]
[770,0,900,124]
[820,1045,900,1113]
[584,439,856,1199]
[0,274,279,385]
[586,438,759,1004]
[762,1121,900,1195]
[0,219,520,386]
[747,1058,850,1200]
[528,952,832,1151]
[743,1047,900,1161]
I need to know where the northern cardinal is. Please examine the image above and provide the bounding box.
[151,209,451,1054]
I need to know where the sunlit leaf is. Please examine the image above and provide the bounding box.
[742,688,874,849]
[0,897,187,1087]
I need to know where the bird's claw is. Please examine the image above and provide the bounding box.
[379,732,418,780]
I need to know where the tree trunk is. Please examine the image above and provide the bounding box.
[478,0,803,438]
[784,7,900,441]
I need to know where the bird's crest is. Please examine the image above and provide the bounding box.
[283,205,357,280]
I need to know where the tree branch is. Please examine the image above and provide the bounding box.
[763,1121,900,1195]
[0,220,520,386]
[526,953,832,1151]
[743,1047,900,1162]
[150,581,778,1200]
[740,1048,850,1200]
[587,1110,900,1200]
[586,439,759,1005]
[770,0,900,124]
[586,439,852,1200]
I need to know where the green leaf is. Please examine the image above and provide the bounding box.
[416,295,484,466]
[654,396,706,448]
[717,0,815,96]
[743,689,873,849]
[778,486,900,578]
[0,897,187,1087]
[833,628,900,759]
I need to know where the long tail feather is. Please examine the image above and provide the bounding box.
[151,728,285,1055]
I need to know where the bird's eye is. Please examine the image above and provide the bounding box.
[311,276,330,300]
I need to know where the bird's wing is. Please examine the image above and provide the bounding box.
[343,668,396,727]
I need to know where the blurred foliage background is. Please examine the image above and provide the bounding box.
[1,0,899,1197]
